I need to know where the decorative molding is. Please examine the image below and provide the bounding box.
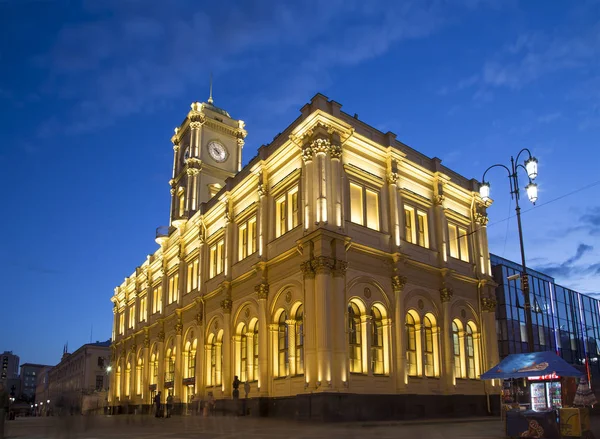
[475,213,489,226]
[300,260,315,279]
[481,297,497,312]
[439,287,453,303]
[143,336,150,348]
[189,121,203,129]
[220,298,233,313]
[301,144,314,163]
[130,344,137,353]
[387,172,400,185]
[255,282,269,300]
[285,290,292,303]
[157,330,165,342]
[329,143,342,159]
[311,138,330,155]
[195,313,203,326]
[332,260,348,277]
[257,180,268,197]
[434,194,445,206]
[186,167,200,176]
[312,255,335,274]
[391,275,407,293]
[175,322,183,335]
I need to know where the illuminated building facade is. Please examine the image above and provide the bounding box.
[109,93,500,419]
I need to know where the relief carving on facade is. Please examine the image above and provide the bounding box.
[158,330,165,342]
[300,260,315,279]
[333,260,348,277]
[391,275,407,293]
[311,255,336,274]
[439,286,454,303]
[301,144,314,163]
[311,138,331,155]
[220,298,233,313]
[481,297,497,312]
[329,143,342,159]
[255,281,269,300]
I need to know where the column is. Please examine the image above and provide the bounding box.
[160,265,168,315]
[195,316,205,397]
[482,294,499,391]
[474,211,491,276]
[142,334,150,405]
[314,140,329,225]
[302,143,314,231]
[440,287,454,392]
[174,319,183,398]
[388,169,401,248]
[109,346,117,405]
[177,246,186,306]
[221,298,232,397]
[120,348,126,401]
[157,330,165,396]
[301,262,317,389]
[257,171,268,258]
[246,331,255,381]
[392,275,407,390]
[433,178,447,266]
[286,320,297,376]
[332,261,348,389]
[233,335,242,378]
[314,256,334,388]
[329,141,343,228]
[256,282,269,395]
[224,204,234,278]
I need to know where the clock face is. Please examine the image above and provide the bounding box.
[207,141,227,163]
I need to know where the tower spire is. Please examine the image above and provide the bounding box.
[208,73,213,104]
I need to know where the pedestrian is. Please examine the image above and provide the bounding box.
[154,391,162,418]
[0,382,9,439]
[166,393,173,418]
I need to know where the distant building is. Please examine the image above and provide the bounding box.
[1,351,20,383]
[34,366,52,410]
[491,254,600,383]
[20,363,51,401]
[48,341,111,413]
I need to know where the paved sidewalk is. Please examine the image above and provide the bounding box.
[4,415,509,439]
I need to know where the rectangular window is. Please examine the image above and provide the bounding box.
[275,186,300,237]
[119,313,125,335]
[238,216,257,261]
[95,375,103,390]
[350,182,380,231]
[210,239,225,278]
[139,297,147,322]
[404,206,429,247]
[186,259,199,293]
[128,305,135,329]
[168,273,179,304]
[448,223,469,262]
[240,335,247,382]
[152,285,162,314]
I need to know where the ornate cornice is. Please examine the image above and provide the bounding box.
[392,275,407,293]
[440,287,453,303]
[481,297,497,312]
[255,282,269,300]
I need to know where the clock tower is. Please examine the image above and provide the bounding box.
[168,95,247,225]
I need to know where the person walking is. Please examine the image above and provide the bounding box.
[0,382,9,439]
[154,391,162,418]
[166,394,173,418]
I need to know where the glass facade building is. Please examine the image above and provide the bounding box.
[491,254,600,382]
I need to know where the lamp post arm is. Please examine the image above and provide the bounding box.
[481,163,512,183]
[515,148,533,165]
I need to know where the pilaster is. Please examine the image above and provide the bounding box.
[440,286,454,393]
[255,281,269,396]
[392,274,407,390]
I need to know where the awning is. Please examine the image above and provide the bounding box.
[480,351,584,380]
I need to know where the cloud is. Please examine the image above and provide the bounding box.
[569,206,600,236]
[27,0,501,137]
[537,112,562,123]
[535,243,599,280]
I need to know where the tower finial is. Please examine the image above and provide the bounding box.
[208,73,213,104]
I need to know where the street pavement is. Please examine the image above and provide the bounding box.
[2,414,599,439]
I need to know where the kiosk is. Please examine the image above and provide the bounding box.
[481,351,592,439]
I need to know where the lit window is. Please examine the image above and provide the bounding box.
[466,324,476,379]
[186,259,199,293]
[119,313,125,335]
[278,312,289,377]
[371,307,384,375]
[139,296,147,322]
[349,182,380,231]
[295,306,304,374]
[253,325,259,381]
[404,206,429,247]
[406,312,418,377]
[128,305,135,329]
[178,189,185,217]
[209,239,225,278]
[275,187,300,238]
[152,285,162,314]
[125,362,131,397]
[240,327,248,382]
[348,302,363,373]
[136,357,142,395]
[452,320,464,379]
[185,340,197,379]
[165,348,175,382]
[238,216,257,260]
[448,223,469,262]
[423,315,436,377]
[168,273,179,304]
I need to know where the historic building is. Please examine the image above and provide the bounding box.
[109,93,500,419]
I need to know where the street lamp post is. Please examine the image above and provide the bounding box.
[479,149,539,353]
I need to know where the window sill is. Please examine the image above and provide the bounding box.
[348,221,383,234]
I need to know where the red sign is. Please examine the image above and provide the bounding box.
[528,372,560,381]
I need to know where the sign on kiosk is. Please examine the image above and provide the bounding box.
[528,372,560,381]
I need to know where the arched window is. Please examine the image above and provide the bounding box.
[125,361,131,397]
[253,323,259,381]
[466,323,476,379]
[240,324,248,382]
[136,356,143,395]
[348,302,362,373]
[371,307,384,375]
[165,348,175,382]
[295,305,304,374]
[150,352,158,385]
[406,312,417,376]
[116,365,121,399]
[185,340,197,379]
[423,315,435,377]
[452,320,463,379]
[278,312,289,377]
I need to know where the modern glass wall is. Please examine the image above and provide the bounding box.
[491,254,600,379]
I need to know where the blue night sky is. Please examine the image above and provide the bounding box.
[1,0,599,366]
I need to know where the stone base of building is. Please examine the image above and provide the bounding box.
[110,393,500,421]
